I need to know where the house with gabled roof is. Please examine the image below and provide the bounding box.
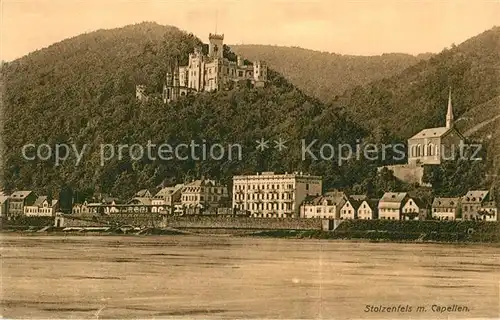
[461,190,490,220]
[152,184,184,214]
[300,190,347,219]
[339,198,362,220]
[432,197,461,220]
[24,196,59,217]
[402,197,428,220]
[134,189,154,198]
[357,199,379,220]
[8,191,37,218]
[378,192,409,220]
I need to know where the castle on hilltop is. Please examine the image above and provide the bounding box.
[161,33,268,103]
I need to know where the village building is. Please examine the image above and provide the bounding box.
[431,197,461,220]
[102,199,126,214]
[357,199,379,220]
[181,179,229,214]
[8,191,37,219]
[127,198,152,213]
[162,33,268,103]
[233,172,322,218]
[72,201,94,215]
[24,196,59,217]
[378,192,410,220]
[300,191,347,219]
[461,190,490,220]
[0,195,8,217]
[340,198,362,220]
[478,201,498,222]
[151,184,184,214]
[401,197,428,220]
[134,189,154,198]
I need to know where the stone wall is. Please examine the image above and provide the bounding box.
[165,216,322,230]
[57,213,166,228]
[55,216,108,227]
[379,164,430,186]
[55,214,323,230]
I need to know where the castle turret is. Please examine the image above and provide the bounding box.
[163,65,179,104]
[237,55,243,67]
[446,87,454,129]
[172,63,180,100]
[208,33,224,59]
[253,60,268,82]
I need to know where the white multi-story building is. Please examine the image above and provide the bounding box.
[233,172,322,218]
[24,196,59,217]
[378,192,409,220]
[181,179,229,211]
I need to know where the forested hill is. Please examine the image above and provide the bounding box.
[2,22,386,199]
[231,44,430,102]
[339,26,500,140]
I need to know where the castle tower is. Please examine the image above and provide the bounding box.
[253,61,268,84]
[208,33,224,59]
[163,64,180,104]
[172,61,180,100]
[446,87,454,129]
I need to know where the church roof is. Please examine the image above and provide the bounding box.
[409,127,450,140]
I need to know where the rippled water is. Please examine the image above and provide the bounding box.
[1,234,499,319]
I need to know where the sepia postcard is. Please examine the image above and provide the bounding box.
[1,0,499,319]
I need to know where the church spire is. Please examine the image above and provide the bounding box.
[446,87,454,129]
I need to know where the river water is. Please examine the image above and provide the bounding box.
[1,234,499,319]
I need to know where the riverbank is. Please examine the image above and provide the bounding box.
[2,219,499,244]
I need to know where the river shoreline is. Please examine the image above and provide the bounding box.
[2,227,499,245]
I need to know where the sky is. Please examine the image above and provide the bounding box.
[1,0,499,61]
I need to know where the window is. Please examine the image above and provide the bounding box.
[427,143,434,156]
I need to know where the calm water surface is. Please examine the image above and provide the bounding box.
[1,234,499,319]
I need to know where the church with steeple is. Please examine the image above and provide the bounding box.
[407,88,465,166]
